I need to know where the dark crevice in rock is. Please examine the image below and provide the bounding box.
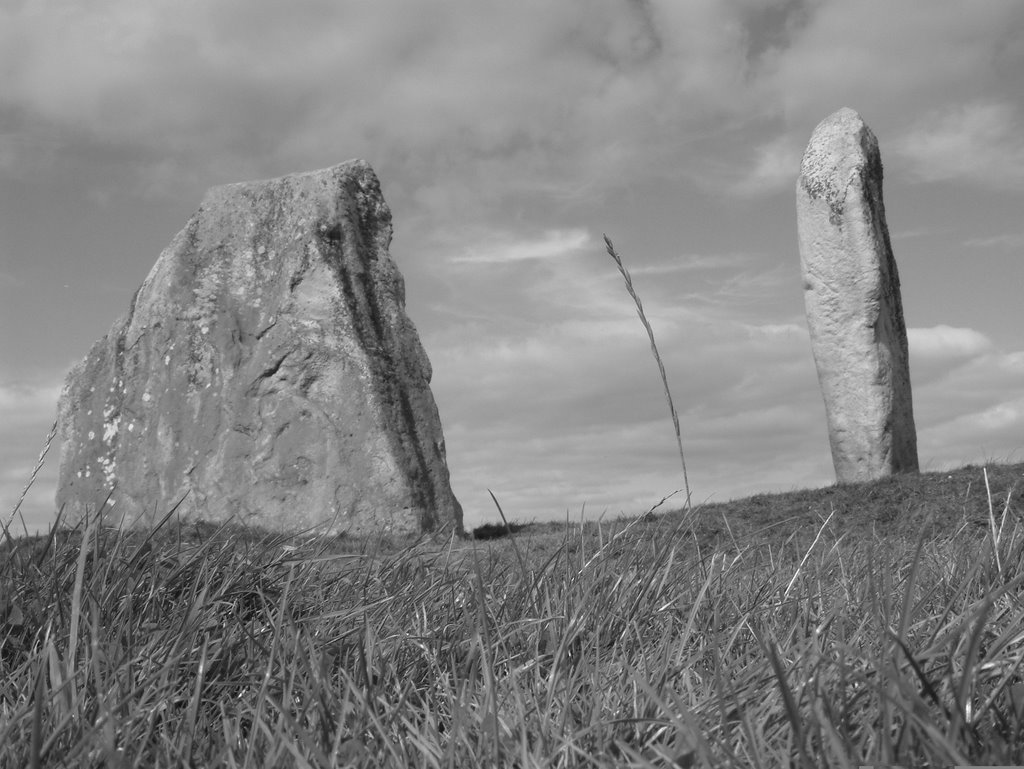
[246,352,290,396]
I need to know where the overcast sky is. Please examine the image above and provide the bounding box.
[3,1,1024,535]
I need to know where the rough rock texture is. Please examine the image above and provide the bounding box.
[796,108,919,483]
[56,160,464,537]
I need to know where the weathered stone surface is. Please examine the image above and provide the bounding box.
[56,160,464,537]
[796,108,919,483]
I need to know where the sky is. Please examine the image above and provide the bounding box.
[2,0,1024,536]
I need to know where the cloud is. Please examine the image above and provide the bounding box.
[919,395,1024,470]
[630,252,753,276]
[0,0,764,206]
[906,329,1024,461]
[964,233,1024,249]
[432,279,1024,524]
[424,238,827,523]
[908,333,1024,472]
[0,379,62,428]
[908,325,993,361]
[765,2,1023,118]
[892,102,1024,189]
[449,229,592,265]
[728,134,804,196]
[3,0,1021,211]
[754,2,1024,199]
[0,376,63,534]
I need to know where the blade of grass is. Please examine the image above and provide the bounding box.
[762,637,814,769]
[984,467,1002,576]
[30,658,44,769]
[470,544,502,767]
[784,507,835,600]
[487,490,529,579]
[604,234,692,514]
[4,418,58,536]
[67,502,104,714]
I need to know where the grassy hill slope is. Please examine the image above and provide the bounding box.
[3,462,1024,767]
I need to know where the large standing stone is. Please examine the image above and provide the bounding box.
[56,160,464,537]
[796,108,919,483]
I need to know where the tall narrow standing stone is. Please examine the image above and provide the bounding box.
[796,108,919,483]
[56,160,464,537]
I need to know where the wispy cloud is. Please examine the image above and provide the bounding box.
[765,2,1024,129]
[631,253,752,275]
[908,326,1003,392]
[728,135,804,196]
[700,263,796,315]
[964,232,1024,249]
[428,280,826,523]
[449,228,592,265]
[892,102,1024,189]
[920,395,1024,468]
[908,325,993,360]
[910,329,1024,469]
[0,379,63,426]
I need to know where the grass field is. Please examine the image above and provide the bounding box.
[5,240,1022,766]
[3,460,1024,767]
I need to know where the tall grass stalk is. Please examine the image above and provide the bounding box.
[604,234,692,514]
[3,418,58,538]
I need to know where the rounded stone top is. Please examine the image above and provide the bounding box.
[798,108,882,215]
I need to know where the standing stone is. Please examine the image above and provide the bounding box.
[796,108,919,483]
[56,160,464,537]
